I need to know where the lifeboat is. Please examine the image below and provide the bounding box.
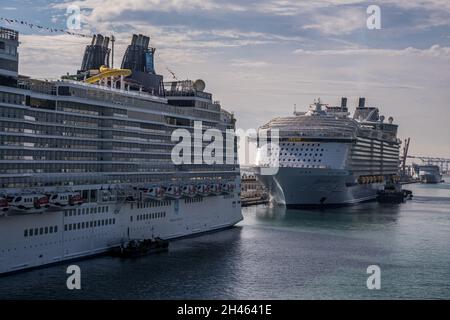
[182,184,197,197]
[166,185,181,199]
[49,192,83,206]
[196,184,211,196]
[0,197,9,212]
[210,183,222,195]
[144,186,165,201]
[11,194,49,211]
[69,193,83,206]
[221,183,230,194]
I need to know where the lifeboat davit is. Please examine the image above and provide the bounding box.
[166,185,182,199]
[182,184,197,197]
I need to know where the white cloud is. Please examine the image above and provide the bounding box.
[294,45,450,58]
[229,59,270,68]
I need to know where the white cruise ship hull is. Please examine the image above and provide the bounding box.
[0,193,242,275]
[257,168,384,208]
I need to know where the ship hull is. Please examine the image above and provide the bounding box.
[0,193,242,275]
[257,167,384,208]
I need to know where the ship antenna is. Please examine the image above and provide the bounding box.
[111,35,115,68]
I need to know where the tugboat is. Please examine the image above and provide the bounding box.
[110,238,169,258]
[377,184,413,204]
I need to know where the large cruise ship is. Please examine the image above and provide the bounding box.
[255,97,401,207]
[0,27,242,274]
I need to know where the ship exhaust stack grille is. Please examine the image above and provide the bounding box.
[358,97,366,108]
[120,33,163,96]
[341,97,347,108]
[80,34,111,72]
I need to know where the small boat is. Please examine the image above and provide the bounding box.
[196,184,210,196]
[48,192,83,206]
[110,238,169,258]
[11,194,49,210]
[165,185,181,199]
[143,186,165,201]
[377,185,412,204]
[210,183,222,195]
[182,184,196,197]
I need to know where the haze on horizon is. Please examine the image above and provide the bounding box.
[1,0,449,158]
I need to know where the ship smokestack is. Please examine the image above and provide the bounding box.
[341,97,347,108]
[121,33,163,95]
[358,97,366,108]
[80,34,111,72]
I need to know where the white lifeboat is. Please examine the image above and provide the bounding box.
[49,192,83,206]
[221,183,230,194]
[166,185,181,199]
[197,184,211,196]
[182,184,197,198]
[210,183,222,195]
[11,194,49,211]
[144,186,165,201]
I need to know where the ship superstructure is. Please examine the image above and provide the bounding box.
[0,27,242,274]
[255,97,401,207]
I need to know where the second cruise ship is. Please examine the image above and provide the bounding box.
[255,97,401,207]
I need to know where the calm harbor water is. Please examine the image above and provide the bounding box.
[1,179,450,299]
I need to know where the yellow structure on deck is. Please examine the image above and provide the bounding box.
[84,65,132,84]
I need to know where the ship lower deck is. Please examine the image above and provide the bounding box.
[0,192,243,275]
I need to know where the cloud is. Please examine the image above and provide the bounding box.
[294,45,450,58]
[229,59,270,68]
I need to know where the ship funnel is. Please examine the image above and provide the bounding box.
[80,33,111,72]
[341,97,347,108]
[120,33,163,95]
[358,97,366,108]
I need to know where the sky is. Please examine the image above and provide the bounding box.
[1,0,449,159]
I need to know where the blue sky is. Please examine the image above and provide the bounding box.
[1,0,450,158]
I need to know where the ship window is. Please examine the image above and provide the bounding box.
[29,229,33,236]
[64,225,68,231]
[24,230,28,237]
[40,228,44,235]
[69,224,72,231]
[45,227,48,234]
[54,226,58,233]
